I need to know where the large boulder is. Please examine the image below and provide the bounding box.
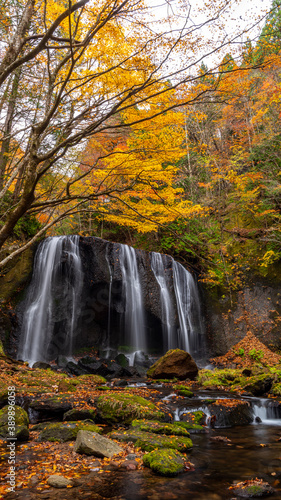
[147,349,198,380]
[74,430,122,457]
[0,405,29,441]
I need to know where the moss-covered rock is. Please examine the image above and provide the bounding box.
[143,448,185,476]
[110,429,193,452]
[131,419,191,436]
[0,405,29,441]
[72,374,107,385]
[230,478,275,497]
[96,393,164,424]
[63,409,96,422]
[173,385,194,397]
[29,395,73,415]
[147,349,198,380]
[181,411,206,425]
[38,420,102,442]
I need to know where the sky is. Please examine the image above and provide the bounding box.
[149,0,273,68]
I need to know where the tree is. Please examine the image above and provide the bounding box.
[0,0,270,268]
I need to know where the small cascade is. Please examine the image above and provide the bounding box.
[17,236,82,365]
[105,247,113,348]
[252,400,281,425]
[151,252,174,350]
[173,260,203,355]
[119,244,146,351]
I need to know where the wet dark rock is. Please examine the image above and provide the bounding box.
[65,361,85,376]
[134,351,152,368]
[63,408,96,421]
[29,394,73,421]
[147,349,198,380]
[114,353,129,367]
[56,355,69,368]
[32,362,51,370]
[208,399,254,427]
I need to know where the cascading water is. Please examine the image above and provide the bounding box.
[151,252,174,350]
[17,236,205,363]
[17,235,82,365]
[119,244,146,352]
[105,247,113,348]
[173,260,203,355]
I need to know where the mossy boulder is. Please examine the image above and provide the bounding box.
[38,420,102,442]
[147,349,198,380]
[131,419,190,437]
[143,448,185,476]
[0,405,29,441]
[96,393,164,424]
[63,409,96,422]
[110,429,193,452]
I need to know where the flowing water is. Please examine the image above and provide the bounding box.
[17,236,82,365]
[173,260,203,356]
[151,252,174,350]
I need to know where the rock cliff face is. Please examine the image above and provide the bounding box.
[204,282,281,356]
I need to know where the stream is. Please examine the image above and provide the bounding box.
[2,387,281,499]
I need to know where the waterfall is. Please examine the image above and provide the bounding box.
[151,252,174,350]
[173,260,202,355]
[119,244,146,351]
[17,235,82,365]
[105,247,112,348]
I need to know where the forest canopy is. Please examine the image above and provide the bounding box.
[0,0,280,291]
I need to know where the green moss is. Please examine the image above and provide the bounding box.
[97,393,164,424]
[182,411,205,425]
[143,448,185,476]
[0,405,29,441]
[147,349,184,378]
[270,382,281,395]
[110,429,193,452]
[197,368,246,389]
[172,421,205,433]
[38,420,102,442]
[131,419,190,437]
